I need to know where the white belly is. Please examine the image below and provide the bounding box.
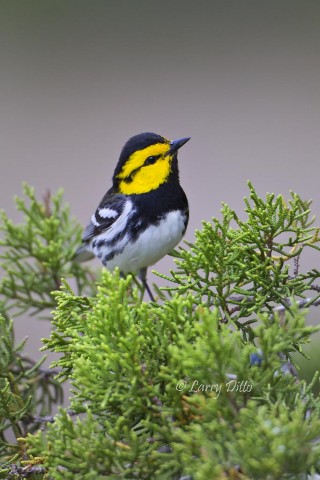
[107,210,187,273]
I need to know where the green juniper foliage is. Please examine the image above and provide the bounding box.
[0,186,95,473]
[0,184,96,317]
[1,183,320,479]
[0,313,63,468]
[160,182,320,324]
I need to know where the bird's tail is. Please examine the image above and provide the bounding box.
[73,244,95,263]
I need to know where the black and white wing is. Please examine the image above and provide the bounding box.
[82,192,129,242]
[74,191,132,262]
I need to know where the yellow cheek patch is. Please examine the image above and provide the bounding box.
[117,143,170,180]
[119,157,172,194]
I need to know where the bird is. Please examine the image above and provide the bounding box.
[75,132,190,301]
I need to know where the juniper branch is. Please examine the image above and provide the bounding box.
[2,183,320,478]
[2,464,47,478]
[227,294,320,311]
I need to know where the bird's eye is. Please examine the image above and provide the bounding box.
[145,155,158,166]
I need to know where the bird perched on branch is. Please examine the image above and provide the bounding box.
[75,132,190,300]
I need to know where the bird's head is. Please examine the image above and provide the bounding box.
[113,132,190,194]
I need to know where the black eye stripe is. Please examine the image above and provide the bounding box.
[123,155,161,182]
[144,155,160,166]
[123,174,133,183]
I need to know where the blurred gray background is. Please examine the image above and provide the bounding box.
[1,1,320,354]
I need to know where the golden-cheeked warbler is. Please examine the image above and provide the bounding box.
[75,132,190,300]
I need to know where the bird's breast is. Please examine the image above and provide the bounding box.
[106,209,188,273]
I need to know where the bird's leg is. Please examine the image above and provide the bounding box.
[138,267,155,302]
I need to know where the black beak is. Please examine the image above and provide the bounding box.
[169,137,191,155]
